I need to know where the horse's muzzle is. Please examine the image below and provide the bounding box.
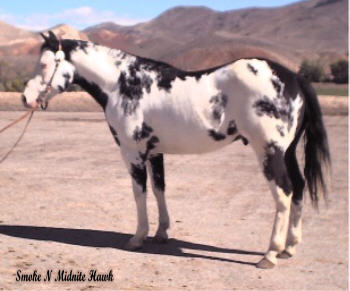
[21,94,29,108]
[21,94,38,109]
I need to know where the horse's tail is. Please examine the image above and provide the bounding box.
[298,77,331,208]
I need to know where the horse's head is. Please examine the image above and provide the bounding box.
[22,31,75,109]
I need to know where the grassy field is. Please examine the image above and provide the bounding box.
[313,83,348,96]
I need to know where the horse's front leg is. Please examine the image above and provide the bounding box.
[121,148,149,250]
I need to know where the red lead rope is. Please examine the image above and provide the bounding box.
[0,107,37,164]
[0,46,63,163]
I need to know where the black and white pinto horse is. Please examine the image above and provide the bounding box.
[22,31,330,269]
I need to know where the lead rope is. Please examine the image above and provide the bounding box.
[0,60,59,163]
[0,107,37,164]
[0,40,63,164]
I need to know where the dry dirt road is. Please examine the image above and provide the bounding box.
[0,110,348,290]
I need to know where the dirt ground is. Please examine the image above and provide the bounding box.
[0,97,348,290]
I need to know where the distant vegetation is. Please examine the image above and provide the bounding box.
[298,58,349,84]
[0,60,31,92]
[330,59,348,84]
[298,59,325,82]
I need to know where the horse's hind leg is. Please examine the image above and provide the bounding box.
[147,154,170,243]
[254,141,293,269]
[278,143,305,259]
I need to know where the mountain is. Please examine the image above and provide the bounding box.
[0,0,347,77]
[47,24,89,41]
[84,0,348,71]
[0,21,39,56]
[0,20,35,46]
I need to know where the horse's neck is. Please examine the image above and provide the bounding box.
[70,44,132,108]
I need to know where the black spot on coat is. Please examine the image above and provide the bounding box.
[58,73,71,92]
[210,93,228,121]
[276,125,285,137]
[247,63,258,75]
[263,142,292,195]
[149,154,165,192]
[130,163,147,192]
[131,56,227,92]
[139,136,160,162]
[233,135,249,145]
[227,120,237,135]
[73,73,108,110]
[133,122,153,141]
[253,95,292,129]
[254,96,280,119]
[265,60,299,100]
[208,130,226,141]
[118,65,154,115]
[108,125,120,146]
[271,78,282,94]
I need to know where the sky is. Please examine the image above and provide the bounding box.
[0,0,304,31]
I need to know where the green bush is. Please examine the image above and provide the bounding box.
[0,60,31,92]
[298,59,325,82]
[330,59,348,84]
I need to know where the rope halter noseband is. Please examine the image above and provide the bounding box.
[38,40,65,110]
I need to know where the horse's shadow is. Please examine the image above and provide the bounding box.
[0,224,263,266]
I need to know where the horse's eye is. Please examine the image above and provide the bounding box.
[40,63,47,70]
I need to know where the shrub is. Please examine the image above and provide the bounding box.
[0,60,30,92]
[298,59,325,82]
[330,59,348,84]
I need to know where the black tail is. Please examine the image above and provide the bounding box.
[298,77,331,208]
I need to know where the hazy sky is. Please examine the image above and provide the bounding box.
[0,0,304,31]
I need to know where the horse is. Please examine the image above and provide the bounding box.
[22,31,330,269]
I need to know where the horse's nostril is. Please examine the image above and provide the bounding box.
[21,95,28,106]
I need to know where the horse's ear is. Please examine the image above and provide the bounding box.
[40,32,48,42]
[48,30,58,42]
[43,30,59,51]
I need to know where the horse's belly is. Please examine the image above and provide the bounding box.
[144,99,234,154]
[152,122,232,154]
[157,135,231,154]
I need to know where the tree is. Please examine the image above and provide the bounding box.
[330,59,348,84]
[298,59,325,82]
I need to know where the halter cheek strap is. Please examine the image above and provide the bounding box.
[38,40,65,110]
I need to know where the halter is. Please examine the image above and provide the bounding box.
[0,38,65,163]
[37,41,65,110]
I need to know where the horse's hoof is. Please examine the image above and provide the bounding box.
[152,235,168,244]
[124,241,143,251]
[256,258,275,269]
[277,250,293,259]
